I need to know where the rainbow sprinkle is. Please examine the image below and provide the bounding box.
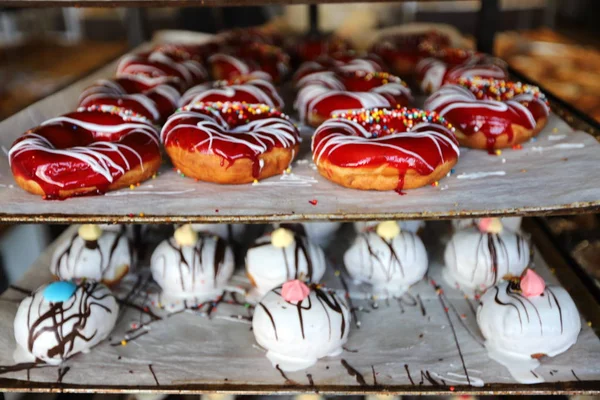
[458,77,549,106]
[331,107,454,137]
[77,104,151,124]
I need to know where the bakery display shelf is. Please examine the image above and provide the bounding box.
[2,46,600,224]
[0,219,599,395]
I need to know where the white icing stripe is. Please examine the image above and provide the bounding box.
[80,93,160,121]
[40,117,159,142]
[312,118,459,172]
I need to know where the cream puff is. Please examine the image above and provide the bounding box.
[354,220,425,234]
[477,270,581,384]
[253,280,350,371]
[13,280,118,365]
[50,224,133,285]
[151,224,235,311]
[444,218,531,297]
[344,221,428,297]
[452,217,522,232]
[246,227,326,300]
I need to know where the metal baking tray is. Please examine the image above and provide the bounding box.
[0,219,598,395]
[1,44,600,224]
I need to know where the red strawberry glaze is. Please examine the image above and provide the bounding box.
[180,76,283,109]
[8,106,161,199]
[295,70,412,125]
[425,78,550,152]
[209,43,290,83]
[292,35,351,62]
[79,77,181,123]
[312,107,459,193]
[161,102,300,179]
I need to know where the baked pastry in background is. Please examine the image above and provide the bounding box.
[253,280,350,371]
[274,222,342,247]
[13,280,118,365]
[444,218,531,297]
[477,269,581,384]
[452,217,522,232]
[190,223,247,244]
[354,220,425,234]
[344,221,428,297]
[50,224,133,285]
[151,224,235,311]
[246,227,326,300]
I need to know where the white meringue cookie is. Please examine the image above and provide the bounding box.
[151,234,235,311]
[253,285,350,371]
[452,217,522,232]
[50,228,132,285]
[477,281,581,384]
[443,227,531,297]
[354,220,425,234]
[13,281,118,365]
[344,230,428,297]
[246,232,327,299]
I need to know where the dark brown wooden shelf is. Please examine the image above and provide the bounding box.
[0,0,456,7]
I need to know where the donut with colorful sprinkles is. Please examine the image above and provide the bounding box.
[311,107,459,192]
[161,102,300,184]
[425,77,550,152]
[295,70,412,128]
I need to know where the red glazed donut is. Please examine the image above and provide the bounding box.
[370,31,450,76]
[291,35,352,63]
[295,70,412,127]
[79,77,181,124]
[9,106,162,199]
[209,43,289,83]
[416,48,507,93]
[117,51,207,91]
[293,51,386,83]
[153,42,222,63]
[312,107,459,192]
[161,102,300,184]
[180,75,283,109]
[425,78,550,152]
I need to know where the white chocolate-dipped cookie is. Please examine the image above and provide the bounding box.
[477,270,581,384]
[151,225,235,311]
[253,280,350,371]
[443,218,531,297]
[344,221,428,297]
[246,227,327,301]
[50,225,133,285]
[452,217,522,232]
[354,220,425,234]
[190,223,246,243]
[13,281,118,365]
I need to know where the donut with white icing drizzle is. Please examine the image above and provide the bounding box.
[311,107,459,192]
[295,70,412,127]
[344,221,428,297]
[79,76,181,124]
[416,48,507,93]
[13,281,118,365]
[209,43,289,83]
[117,51,207,91]
[425,77,550,152]
[150,226,234,311]
[161,101,300,184]
[477,275,581,384]
[293,51,385,83]
[50,225,133,285]
[9,105,162,199]
[443,221,532,298]
[252,281,351,371]
[180,75,284,109]
[370,31,450,75]
[246,227,327,299]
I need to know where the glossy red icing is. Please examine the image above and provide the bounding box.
[161,102,300,178]
[293,52,386,83]
[312,108,459,191]
[9,108,160,199]
[425,78,549,152]
[292,35,351,62]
